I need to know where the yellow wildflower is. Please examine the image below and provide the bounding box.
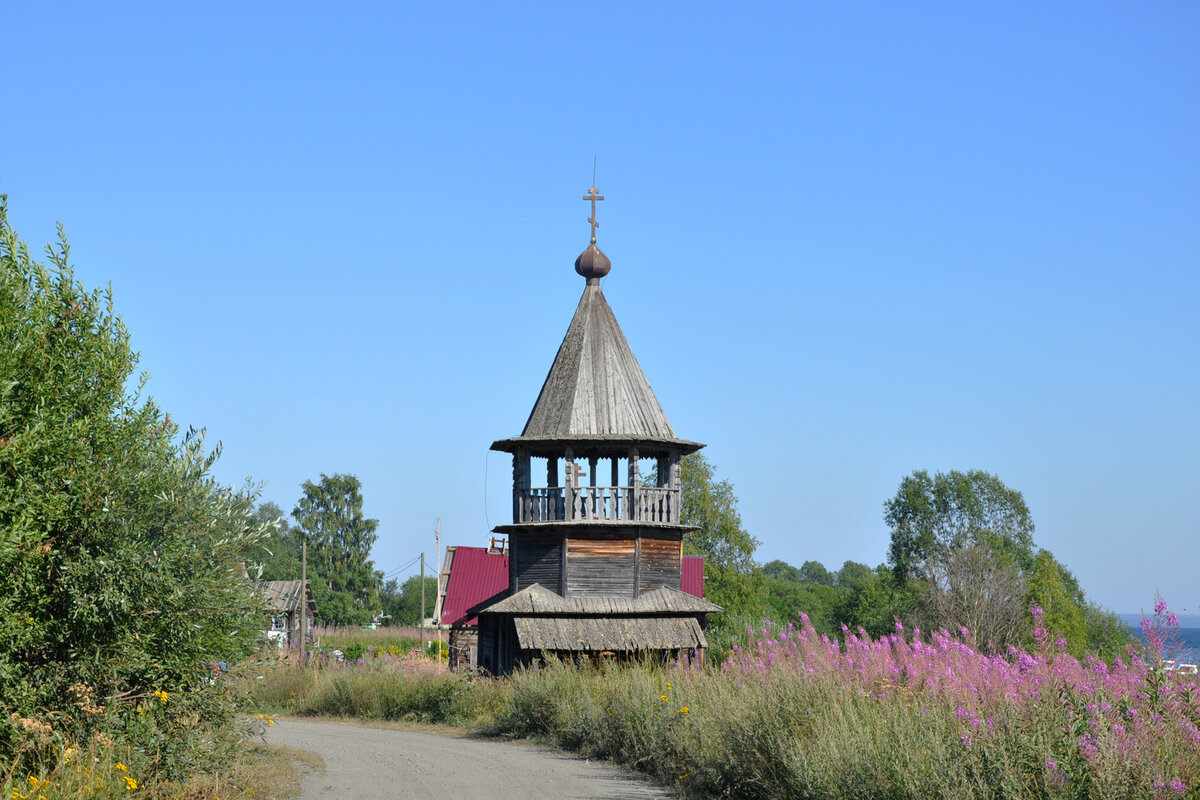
[678,706,690,714]
[10,788,26,799]
[115,763,128,773]
[154,690,168,704]
[660,694,669,702]
[122,775,137,790]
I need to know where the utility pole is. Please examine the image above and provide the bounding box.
[435,519,442,668]
[419,552,426,654]
[299,539,307,661]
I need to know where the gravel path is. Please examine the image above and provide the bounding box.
[265,717,675,800]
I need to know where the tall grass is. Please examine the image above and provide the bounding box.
[254,601,1200,799]
[488,601,1200,799]
[253,650,508,726]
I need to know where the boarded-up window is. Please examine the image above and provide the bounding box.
[566,537,636,598]
[638,535,682,594]
[514,533,562,594]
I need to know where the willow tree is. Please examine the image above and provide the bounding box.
[0,195,269,776]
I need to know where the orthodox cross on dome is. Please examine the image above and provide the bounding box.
[583,185,604,244]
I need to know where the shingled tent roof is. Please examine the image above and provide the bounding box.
[491,284,703,456]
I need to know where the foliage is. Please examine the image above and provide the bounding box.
[292,473,381,625]
[918,540,1029,653]
[677,453,764,619]
[380,574,438,627]
[2,733,298,800]
[885,469,1035,582]
[1027,549,1088,657]
[244,500,301,582]
[761,558,801,582]
[0,196,269,779]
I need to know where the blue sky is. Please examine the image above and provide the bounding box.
[4,3,1197,614]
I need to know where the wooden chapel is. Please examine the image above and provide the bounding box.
[473,187,721,675]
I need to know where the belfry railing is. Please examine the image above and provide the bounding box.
[515,486,679,523]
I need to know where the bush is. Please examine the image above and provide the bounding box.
[0,195,269,779]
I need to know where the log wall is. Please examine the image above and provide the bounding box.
[638,534,683,594]
[566,536,636,598]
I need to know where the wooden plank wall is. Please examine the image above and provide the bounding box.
[638,534,682,594]
[513,532,563,594]
[566,536,636,598]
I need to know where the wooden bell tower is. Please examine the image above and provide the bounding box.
[475,187,720,675]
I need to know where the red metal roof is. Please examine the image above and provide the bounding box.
[682,556,704,599]
[441,546,509,627]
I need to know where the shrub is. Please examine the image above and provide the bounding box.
[0,195,269,779]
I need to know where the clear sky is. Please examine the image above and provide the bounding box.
[4,3,1197,615]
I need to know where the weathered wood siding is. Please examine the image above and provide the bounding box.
[638,534,682,594]
[566,536,636,598]
[513,532,563,594]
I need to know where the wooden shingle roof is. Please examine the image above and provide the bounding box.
[474,583,722,616]
[254,580,318,618]
[491,284,702,456]
[513,616,707,652]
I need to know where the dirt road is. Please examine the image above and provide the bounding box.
[266,718,675,800]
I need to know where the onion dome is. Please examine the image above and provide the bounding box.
[574,243,611,284]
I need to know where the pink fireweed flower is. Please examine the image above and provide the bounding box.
[1170,778,1186,795]
[895,619,903,633]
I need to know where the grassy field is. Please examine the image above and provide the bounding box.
[247,610,1200,800]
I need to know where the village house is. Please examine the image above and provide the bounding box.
[470,186,721,675]
[255,580,318,649]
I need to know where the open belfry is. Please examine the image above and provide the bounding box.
[473,187,721,675]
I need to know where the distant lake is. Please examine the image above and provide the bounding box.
[1119,614,1200,663]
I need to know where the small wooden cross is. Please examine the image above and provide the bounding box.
[583,185,604,243]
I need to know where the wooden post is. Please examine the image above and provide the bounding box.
[565,448,575,521]
[547,457,559,521]
[669,450,682,522]
[420,552,426,654]
[611,457,620,518]
[628,447,639,522]
[588,457,597,519]
[436,521,442,669]
[299,539,307,660]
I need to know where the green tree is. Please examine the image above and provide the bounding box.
[836,560,876,589]
[799,560,835,587]
[678,452,764,618]
[243,500,300,581]
[762,559,801,583]
[292,474,381,625]
[763,579,842,635]
[1027,549,1088,656]
[0,197,268,776]
[384,575,438,627]
[884,469,1035,582]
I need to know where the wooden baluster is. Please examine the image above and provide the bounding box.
[564,449,575,521]
[629,448,640,522]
